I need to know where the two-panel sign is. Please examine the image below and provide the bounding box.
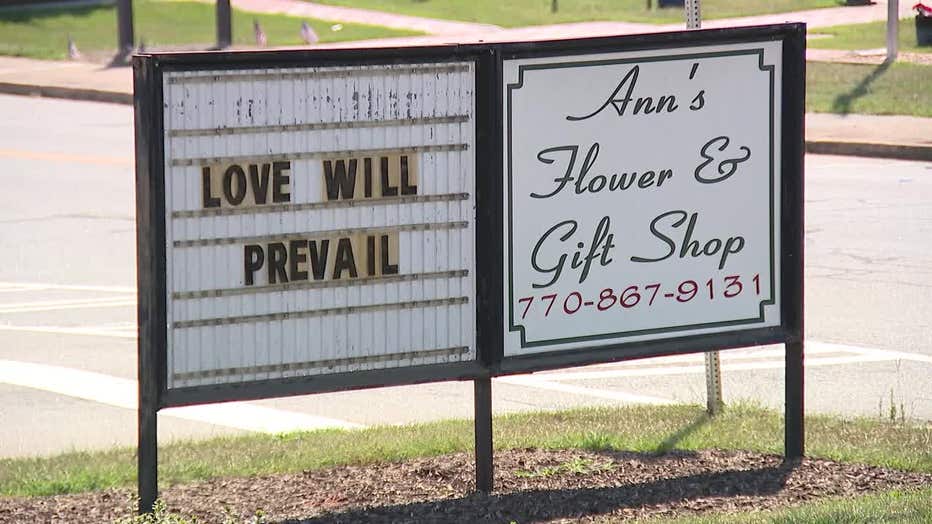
[136,25,804,407]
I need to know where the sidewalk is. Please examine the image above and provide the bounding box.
[0,56,132,105]
[0,0,929,161]
[195,0,502,35]
[806,113,932,160]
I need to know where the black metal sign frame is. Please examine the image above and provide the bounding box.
[134,23,804,514]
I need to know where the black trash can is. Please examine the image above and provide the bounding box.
[918,15,932,46]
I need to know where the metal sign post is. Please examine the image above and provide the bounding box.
[133,55,163,514]
[886,0,899,62]
[784,31,807,459]
[704,351,723,414]
[115,0,134,61]
[474,376,493,492]
[685,0,701,29]
[217,0,232,49]
[684,0,723,416]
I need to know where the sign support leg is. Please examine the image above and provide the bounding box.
[474,376,493,494]
[138,398,158,514]
[686,0,725,417]
[704,351,723,415]
[138,328,159,515]
[785,340,804,458]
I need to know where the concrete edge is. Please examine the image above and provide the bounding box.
[1,83,930,162]
[806,140,932,162]
[0,82,133,106]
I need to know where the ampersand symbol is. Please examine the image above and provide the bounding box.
[694,136,751,184]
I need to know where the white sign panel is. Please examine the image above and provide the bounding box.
[162,62,477,388]
[504,42,782,356]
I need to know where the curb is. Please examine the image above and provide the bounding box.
[0,82,133,106]
[806,140,932,162]
[2,83,930,163]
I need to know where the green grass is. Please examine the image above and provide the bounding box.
[0,1,420,60]
[1,403,929,497]
[807,61,932,117]
[662,487,932,523]
[809,17,932,54]
[310,0,842,27]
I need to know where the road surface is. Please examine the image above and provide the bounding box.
[0,95,929,458]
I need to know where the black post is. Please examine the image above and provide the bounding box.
[116,0,134,59]
[782,24,807,461]
[785,340,804,458]
[217,0,232,49]
[133,54,164,514]
[138,393,158,513]
[472,45,500,495]
[474,376,493,493]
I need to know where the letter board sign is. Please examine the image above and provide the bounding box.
[135,27,805,511]
[502,40,790,359]
[136,24,803,402]
[136,51,488,406]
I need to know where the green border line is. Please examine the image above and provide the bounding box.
[505,47,778,349]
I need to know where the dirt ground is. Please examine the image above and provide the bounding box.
[1,449,930,523]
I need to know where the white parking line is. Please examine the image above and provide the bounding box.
[0,282,138,333]
[814,341,932,365]
[0,282,135,293]
[496,375,673,405]
[0,323,138,338]
[0,286,33,293]
[530,342,929,382]
[491,341,931,403]
[575,343,846,369]
[0,360,363,433]
[1,280,929,416]
[0,297,136,314]
[530,354,893,381]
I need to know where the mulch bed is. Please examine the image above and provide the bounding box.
[1,449,930,523]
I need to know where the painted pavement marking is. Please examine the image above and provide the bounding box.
[0,323,137,338]
[0,296,136,314]
[0,148,133,167]
[0,282,137,336]
[495,342,931,403]
[1,281,929,417]
[496,375,673,405]
[0,282,135,293]
[0,359,363,433]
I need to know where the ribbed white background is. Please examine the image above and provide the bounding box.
[162,63,477,389]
